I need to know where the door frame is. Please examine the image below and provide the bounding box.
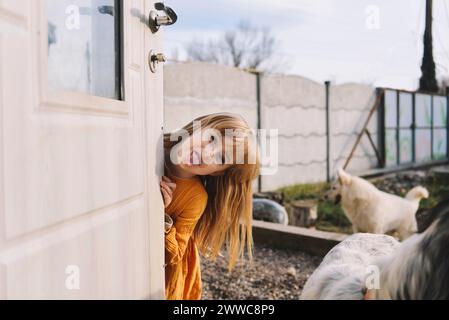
[143,0,166,299]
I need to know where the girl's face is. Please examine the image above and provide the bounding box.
[174,129,233,176]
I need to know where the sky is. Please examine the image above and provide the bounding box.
[163,0,449,90]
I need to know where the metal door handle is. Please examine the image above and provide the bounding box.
[149,2,178,33]
[149,51,167,73]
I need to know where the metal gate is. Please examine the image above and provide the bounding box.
[380,88,449,168]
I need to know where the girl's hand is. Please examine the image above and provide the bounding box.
[160,176,177,208]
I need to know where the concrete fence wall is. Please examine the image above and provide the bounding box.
[164,62,380,191]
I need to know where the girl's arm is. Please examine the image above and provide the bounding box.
[165,192,208,266]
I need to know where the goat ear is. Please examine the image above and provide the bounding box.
[338,168,352,185]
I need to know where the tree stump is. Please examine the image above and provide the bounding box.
[289,200,318,228]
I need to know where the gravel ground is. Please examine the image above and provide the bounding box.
[201,166,448,300]
[372,166,448,195]
[201,245,321,300]
[371,170,429,195]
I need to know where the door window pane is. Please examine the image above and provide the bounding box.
[385,129,397,167]
[433,96,447,128]
[48,0,121,100]
[399,93,413,128]
[399,129,412,164]
[416,129,431,162]
[416,94,432,128]
[433,129,447,160]
[385,90,397,128]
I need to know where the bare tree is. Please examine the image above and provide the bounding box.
[186,21,279,72]
[186,38,221,64]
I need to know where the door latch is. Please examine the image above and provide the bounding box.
[149,2,178,33]
[149,51,167,73]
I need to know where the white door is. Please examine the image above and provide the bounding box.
[0,0,165,299]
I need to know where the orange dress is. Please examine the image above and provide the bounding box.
[164,174,208,300]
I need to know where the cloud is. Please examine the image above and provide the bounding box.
[165,0,449,89]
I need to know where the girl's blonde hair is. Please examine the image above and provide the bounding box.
[164,113,260,270]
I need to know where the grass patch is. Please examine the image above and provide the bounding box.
[279,183,352,234]
[316,201,352,234]
[420,176,449,209]
[280,182,329,202]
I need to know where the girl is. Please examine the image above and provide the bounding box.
[160,113,260,300]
